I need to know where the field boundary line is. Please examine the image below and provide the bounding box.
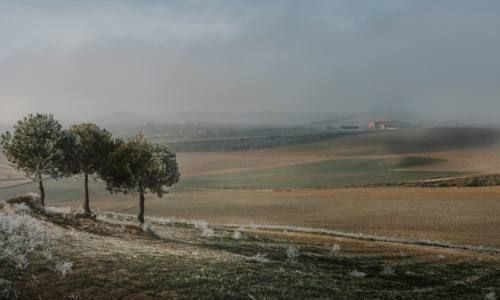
[97,210,500,254]
[227,223,500,254]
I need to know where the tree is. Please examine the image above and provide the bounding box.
[60,123,116,215]
[0,114,64,206]
[102,134,180,224]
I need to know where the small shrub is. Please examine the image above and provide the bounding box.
[14,203,31,214]
[195,220,215,238]
[380,266,395,276]
[485,291,497,300]
[232,231,242,240]
[286,246,300,263]
[349,270,366,278]
[55,260,73,278]
[201,227,215,238]
[143,223,160,238]
[330,244,341,256]
[252,253,269,263]
[0,279,14,299]
[0,210,52,271]
[6,193,42,211]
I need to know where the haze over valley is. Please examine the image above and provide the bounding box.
[1,1,500,299]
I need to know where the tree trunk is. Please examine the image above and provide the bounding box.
[138,193,145,224]
[83,173,91,215]
[38,178,45,207]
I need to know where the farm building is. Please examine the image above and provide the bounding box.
[368,121,400,130]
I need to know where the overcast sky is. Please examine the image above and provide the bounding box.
[0,0,499,123]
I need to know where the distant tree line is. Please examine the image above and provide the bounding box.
[164,131,364,152]
[1,114,180,224]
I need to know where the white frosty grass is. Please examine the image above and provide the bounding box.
[44,206,86,218]
[193,220,216,238]
[14,203,31,214]
[380,266,396,276]
[286,246,300,263]
[0,208,52,270]
[349,270,367,278]
[201,227,215,238]
[0,205,62,296]
[219,223,499,254]
[251,253,269,263]
[142,222,160,238]
[232,231,242,240]
[0,278,14,299]
[330,244,341,256]
[55,261,73,278]
[485,291,497,300]
[94,211,499,253]
[0,203,75,298]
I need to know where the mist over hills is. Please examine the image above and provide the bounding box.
[92,106,423,128]
[92,110,344,128]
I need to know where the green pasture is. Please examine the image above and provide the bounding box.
[180,157,462,189]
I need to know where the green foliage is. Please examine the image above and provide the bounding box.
[60,123,116,176]
[0,114,64,180]
[103,134,180,196]
[57,123,118,214]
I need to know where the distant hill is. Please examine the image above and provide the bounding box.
[92,110,347,129]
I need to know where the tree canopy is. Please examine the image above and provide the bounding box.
[102,134,180,223]
[59,123,117,215]
[0,114,64,206]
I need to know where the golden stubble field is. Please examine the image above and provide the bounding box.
[126,187,500,248]
[40,186,500,249]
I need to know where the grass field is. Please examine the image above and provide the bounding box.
[4,210,499,299]
[180,157,461,189]
[3,181,500,248]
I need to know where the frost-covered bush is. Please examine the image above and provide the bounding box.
[286,246,300,263]
[44,206,74,216]
[55,260,73,278]
[194,220,208,229]
[142,222,159,237]
[485,291,497,300]
[232,231,242,240]
[349,270,366,278]
[380,266,395,276]
[0,210,52,271]
[0,205,74,297]
[5,193,43,212]
[195,220,215,238]
[201,227,215,238]
[330,244,341,256]
[14,203,31,214]
[251,253,269,263]
[0,278,14,299]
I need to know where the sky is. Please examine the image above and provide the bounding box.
[0,0,500,123]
